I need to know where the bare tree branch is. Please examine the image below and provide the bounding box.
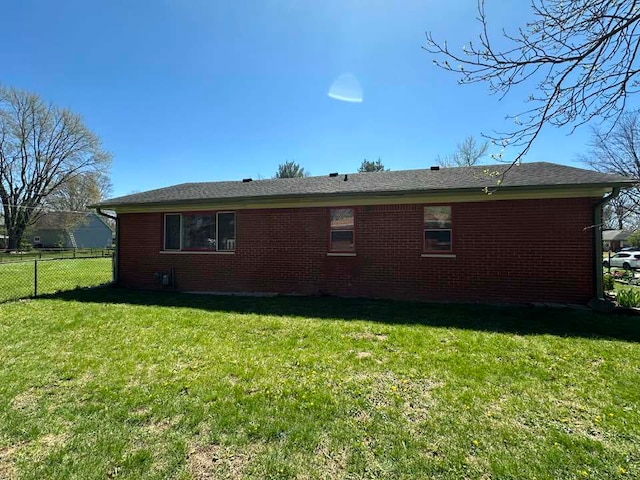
[425,0,640,167]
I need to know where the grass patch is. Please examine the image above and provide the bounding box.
[0,249,113,264]
[0,288,639,479]
[0,257,113,303]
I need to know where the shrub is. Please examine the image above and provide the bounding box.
[616,287,640,308]
[603,273,615,291]
[19,238,32,252]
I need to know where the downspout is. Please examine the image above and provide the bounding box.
[593,187,621,300]
[96,208,119,285]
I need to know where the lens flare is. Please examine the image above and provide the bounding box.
[328,73,363,103]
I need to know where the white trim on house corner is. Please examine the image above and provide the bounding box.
[159,250,235,255]
[326,252,357,257]
[421,253,456,259]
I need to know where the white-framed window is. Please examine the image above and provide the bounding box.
[164,212,236,251]
[33,236,41,243]
[329,208,355,252]
[424,206,452,252]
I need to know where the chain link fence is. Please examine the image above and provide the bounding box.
[0,249,114,303]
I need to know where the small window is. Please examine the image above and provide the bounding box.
[163,212,235,251]
[424,206,452,252]
[33,236,41,243]
[330,208,355,252]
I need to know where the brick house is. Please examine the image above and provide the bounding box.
[93,162,633,305]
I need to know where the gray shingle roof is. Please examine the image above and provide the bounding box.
[96,162,635,208]
[602,229,633,241]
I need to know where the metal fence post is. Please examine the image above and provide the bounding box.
[34,259,38,297]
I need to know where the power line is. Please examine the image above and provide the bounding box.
[0,203,110,214]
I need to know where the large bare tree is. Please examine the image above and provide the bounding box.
[579,110,640,228]
[425,0,640,168]
[437,135,488,168]
[0,86,111,251]
[45,171,112,212]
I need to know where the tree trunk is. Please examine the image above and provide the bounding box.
[6,225,26,252]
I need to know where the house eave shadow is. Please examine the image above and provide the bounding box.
[36,287,640,343]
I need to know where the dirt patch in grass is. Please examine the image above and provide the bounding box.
[11,389,40,410]
[144,415,181,435]
[400,378,442,425]
[12,378,86,414]
[366,371,442,422]
[0,443,25,480]
[129,406,181,435]
[465,453,491,477]
[29,433,70,461]
[75,371,95,387]
[307,436,348,478]
[187,442,263,479]
[38,433,68,450]
[546,398,611,442]
[131,406,152,418]
[349,332,388,342]
[0,433,69,471]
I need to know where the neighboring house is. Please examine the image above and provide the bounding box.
[602,229,633,252]
[93,162,634,305]
[30,212,113,249]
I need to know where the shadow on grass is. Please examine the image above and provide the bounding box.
[38,286,640,343]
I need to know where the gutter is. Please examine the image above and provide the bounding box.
[95,207,117,221]
[95,207,119,285]
[593,187,621,300]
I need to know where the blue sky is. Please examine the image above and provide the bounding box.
[0,0,602,197]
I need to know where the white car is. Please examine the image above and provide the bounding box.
[603,251,640,270]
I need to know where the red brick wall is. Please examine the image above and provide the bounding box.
[117,197,597,304]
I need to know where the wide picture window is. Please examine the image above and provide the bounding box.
[164,212,235,251]
[424,206,452,252]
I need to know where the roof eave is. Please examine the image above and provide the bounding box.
[91,182,630,211]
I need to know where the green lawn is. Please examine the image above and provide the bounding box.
[0,257,113,303]
[1,289,639,479]
[0,249,114,264]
